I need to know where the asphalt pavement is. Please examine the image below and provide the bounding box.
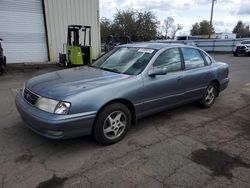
[0,54,250,188]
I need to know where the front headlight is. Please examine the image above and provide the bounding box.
[36,97,59,113]
[35,97,71,115]
[54,101,71,114]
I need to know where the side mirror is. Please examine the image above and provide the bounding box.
[148,67,167,76]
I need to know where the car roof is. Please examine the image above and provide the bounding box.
[120,42,186,50]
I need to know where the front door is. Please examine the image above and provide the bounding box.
[141,48,185,116]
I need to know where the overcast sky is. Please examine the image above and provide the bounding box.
[100,0,250,35]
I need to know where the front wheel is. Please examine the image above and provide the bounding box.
[233,52,238,56]
[93,103,131,145]
[200,82,217,108]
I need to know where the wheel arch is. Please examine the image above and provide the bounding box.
[210,79,220,97]
[92,98,137,132]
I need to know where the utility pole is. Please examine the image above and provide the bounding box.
[209,0,216,39]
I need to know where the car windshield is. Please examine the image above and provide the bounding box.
[241,41,250,44]
[91,47,156,75]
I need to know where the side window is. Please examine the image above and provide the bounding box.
[181,48,205,70]
[153,48,182,72]
[202,51,212,65]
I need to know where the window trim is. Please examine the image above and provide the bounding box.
[152,47,183,73]
[198,50,212,66]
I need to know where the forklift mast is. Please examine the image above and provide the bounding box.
[67,25,91,46]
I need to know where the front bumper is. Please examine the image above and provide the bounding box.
[234,49,250,54]
[15,91,96,139]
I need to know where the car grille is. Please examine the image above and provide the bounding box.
[237,46,246,50]
[23,88,40,105]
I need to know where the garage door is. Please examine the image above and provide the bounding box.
[0,0,48,63]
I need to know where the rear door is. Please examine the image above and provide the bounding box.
[180,47,212,101]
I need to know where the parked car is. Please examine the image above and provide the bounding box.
[16,43,229,145]
[104,35,131,52]
[233,40,250,56]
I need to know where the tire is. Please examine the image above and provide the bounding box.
[233,52,238,56]
[0,57,5,74]
[64,60,68,67]
[93,103,131,145]
[200,82,218,108]
[3,56,6,67]
[65,61,71,68]
[0,66,3,74]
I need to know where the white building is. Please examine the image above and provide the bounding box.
[212,33,236,39]
[0,0,101,64]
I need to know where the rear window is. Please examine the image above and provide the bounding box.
[181,48,205,69]
[201,51,212,65]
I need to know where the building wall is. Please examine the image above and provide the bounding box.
[212,33,236,39]
[43,0,100,62]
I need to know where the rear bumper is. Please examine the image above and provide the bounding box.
[15,92,96,139]
[220,78,229,92]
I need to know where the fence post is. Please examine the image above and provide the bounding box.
[213,40,215,52]
[232,40,236,52]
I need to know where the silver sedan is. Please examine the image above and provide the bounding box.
[16,43,229,145]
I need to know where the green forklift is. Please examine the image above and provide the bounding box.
[59,25,92,67]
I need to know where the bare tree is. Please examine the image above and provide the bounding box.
[164,17,174,38]
[172,24,183,39]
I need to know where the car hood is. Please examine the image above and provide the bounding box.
[26,66,131,99]
[237,44,250,47]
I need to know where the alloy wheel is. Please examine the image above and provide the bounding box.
[205,86,215,105]
[103,111,127,140]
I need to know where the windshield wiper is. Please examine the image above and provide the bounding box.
[88,64,121,74]
[99,67,121,74]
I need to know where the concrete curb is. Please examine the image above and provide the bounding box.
[5,63,63,73]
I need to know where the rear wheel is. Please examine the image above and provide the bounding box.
[200,82,217,108]
[93,103,131,145]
